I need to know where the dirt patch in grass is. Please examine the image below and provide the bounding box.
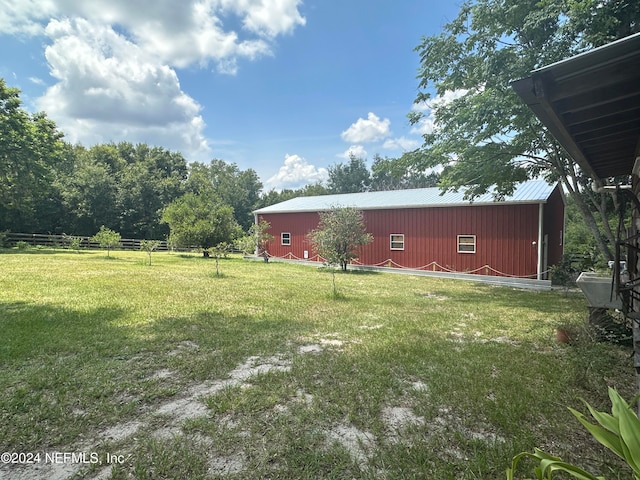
[326,423,376,469]
[101,421,143,442]
[298,344,323,354]
[0,334,511,479]
[383,406,425,431]
[0,354,294,480]
[168,340,199,356]
[208,453,246,475]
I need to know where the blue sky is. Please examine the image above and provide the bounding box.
[0,1,461,191]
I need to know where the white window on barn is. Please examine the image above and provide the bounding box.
[390,234,405,250]
[281,232,291,246]
[457,235,476,253]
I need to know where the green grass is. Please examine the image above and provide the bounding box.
[0,249,634,479]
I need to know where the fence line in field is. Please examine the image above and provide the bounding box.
[4,232,170,251]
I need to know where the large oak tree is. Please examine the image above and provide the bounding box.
[0,79,66,232]
[410,0,640,262]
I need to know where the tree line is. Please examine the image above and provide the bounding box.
[0,79,434,244]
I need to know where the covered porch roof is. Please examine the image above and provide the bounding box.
[511,33,640,181]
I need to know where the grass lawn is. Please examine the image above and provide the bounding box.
[0,249,634,479]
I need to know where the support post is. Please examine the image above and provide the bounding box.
[537,203,544,280]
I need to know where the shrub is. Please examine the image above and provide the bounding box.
[550,254,580,288]
[0,230,9,248]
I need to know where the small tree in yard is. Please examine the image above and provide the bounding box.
[140,240,160,266]
[236,219,273,259]
[308,206,373,295]
[63,234,82,253]
[211,242,230,277]
[91,226,121,257]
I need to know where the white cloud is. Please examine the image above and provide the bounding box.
[266,154,328,190]
[337,145,368,160]
[1,1,305,68]
[219,0,306,37]
[28,76,46,86]
[341,112,391,144]
[382,136,420,151]
[0,0,56,36]
[36,18,210,160]
[1,0,305,160]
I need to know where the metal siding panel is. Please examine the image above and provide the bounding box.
[261,202,544,276]
[259,212,320,261]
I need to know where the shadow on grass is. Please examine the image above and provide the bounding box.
[0,301,129,361]
[425,282,587,314]
[316,267,380,276]
[0,248,84,255]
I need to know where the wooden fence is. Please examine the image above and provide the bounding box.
[3,233,170,251]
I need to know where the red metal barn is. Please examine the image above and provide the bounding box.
[253,180,564,279]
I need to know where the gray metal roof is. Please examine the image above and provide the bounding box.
[254,180,556,214]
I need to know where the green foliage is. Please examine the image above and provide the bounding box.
[248,219,274,258]
[308,206,373,272]
[114,143,188,239]
[161,193,240,257]
[571,388,640,478]
[563,194,615,270]
[140,240,161,266]
[0,81,263,237]
[257,182,329,209]
[327,154,371,193]
[0,230,9,248]
[410,0,637,261]
[63,234,83,252]
[15,241,28,250]
[58,145,119,235]
[91,226,121,257]
[370,152,440,191]
[235,235,256,256]
[507,448,605,480]
[185,160,262,231]
[507,388,640,480]
[210,242,230,276]
[0,79,66,232]
[549,254,580,288]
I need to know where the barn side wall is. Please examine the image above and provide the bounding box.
[258,202,547,278]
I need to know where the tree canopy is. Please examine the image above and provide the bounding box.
[307,206,373,271]
[185,160,262,231]
[161,193,240,255]
[327,155,371,194]
[409,0,639,261]
[0,78,66,232]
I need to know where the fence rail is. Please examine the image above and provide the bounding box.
[3,233,170,251]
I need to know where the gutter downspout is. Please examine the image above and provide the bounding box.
[537,203,544,281]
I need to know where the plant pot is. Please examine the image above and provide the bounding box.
[556,328,571,344]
